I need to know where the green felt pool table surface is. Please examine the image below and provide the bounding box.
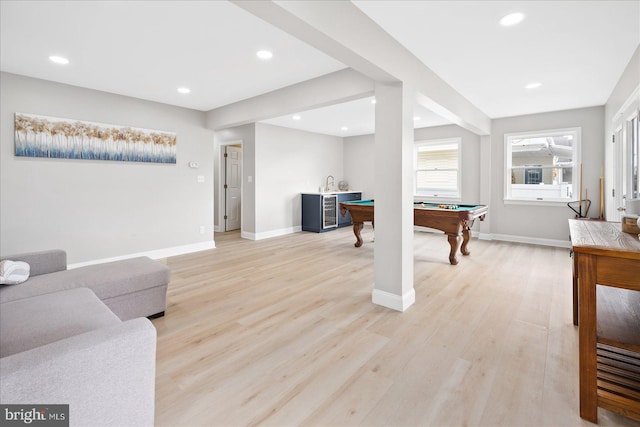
[342,199,481,211]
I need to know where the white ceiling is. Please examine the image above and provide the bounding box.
[353,0,640,119]
[0,1,346,111]
[1,1,639,137]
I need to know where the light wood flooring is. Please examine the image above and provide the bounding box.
[153,226,639,426]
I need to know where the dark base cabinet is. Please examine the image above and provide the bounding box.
[302,192,361,233]
[337,192,361,227]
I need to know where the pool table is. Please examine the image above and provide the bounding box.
[339,200,488,265]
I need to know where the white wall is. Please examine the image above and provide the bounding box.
[605,45,640,126]
[253,123,343,238]
[343,124,482,203]
[490,106,604,245]
[0,72,214,263]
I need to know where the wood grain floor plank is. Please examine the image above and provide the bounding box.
[153,228,639,426]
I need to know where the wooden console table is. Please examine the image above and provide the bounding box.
[568,219,640,423]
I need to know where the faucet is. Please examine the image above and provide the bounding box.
[325,175,334,192]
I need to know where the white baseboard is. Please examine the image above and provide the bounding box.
[483,233,571,248]
[416,227,569,248]
[414,225,481,234]
[242,226,302,241]
[241,231,256,240]
[68,240,216,269]
[372,288,416,312]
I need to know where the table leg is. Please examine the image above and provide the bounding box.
[578,253,598,423]
[446,233,461,265]
[461,227,471,256]
[352,222,364,247]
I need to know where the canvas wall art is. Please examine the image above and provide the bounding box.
[14,113,177,164]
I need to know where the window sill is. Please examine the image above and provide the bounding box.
[503,198,572,207]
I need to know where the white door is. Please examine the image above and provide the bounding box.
[225,146,242,231]
[626,114,639,202]
[608,86,639,221]
[611,109,639,221]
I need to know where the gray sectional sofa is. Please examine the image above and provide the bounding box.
[0,249,171,426]
[0,249,170,320]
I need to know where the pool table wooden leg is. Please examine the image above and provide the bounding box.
[446,233,461,265]
[461,228,471,256]
[352,222,364,247]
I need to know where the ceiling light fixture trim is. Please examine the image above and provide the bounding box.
[500,12,525,26]
[256,50,273,60]
[49,55,69,65]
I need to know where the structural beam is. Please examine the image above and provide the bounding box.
[479,135,492,239]
[206,68,374,130]
[233,0,491,135]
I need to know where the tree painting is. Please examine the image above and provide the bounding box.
[14,113,177,164]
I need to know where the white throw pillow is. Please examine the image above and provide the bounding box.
[0,260,30,285]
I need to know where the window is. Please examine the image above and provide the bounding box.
[505,127,580,203]
[524,167,542,184]
[414,138,461,199]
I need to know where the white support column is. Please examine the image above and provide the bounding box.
[479,134,492,239]
[372,82,415,312]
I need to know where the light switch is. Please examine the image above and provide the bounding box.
[197,175,205,183]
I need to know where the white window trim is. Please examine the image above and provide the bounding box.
[414,137,462,202]
[504,127,581,205]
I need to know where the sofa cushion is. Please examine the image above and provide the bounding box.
[0,256,170,304]
[0,287,120,358]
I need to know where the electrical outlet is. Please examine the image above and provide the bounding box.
[199,226,205,235]
[197,175,205,183]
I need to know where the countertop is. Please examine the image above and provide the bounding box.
[302,191,361,195]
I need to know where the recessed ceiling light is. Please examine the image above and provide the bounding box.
[292,115,301,120]
[525,82,542,89]
[341,126,348,131]
[256,50,273,60]
[49,55,69,65]
[500,12,525,26]
[413,116,421,121]
[177,87,191,94]
[371,99,377,104]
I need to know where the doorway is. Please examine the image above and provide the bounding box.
[223,145,242,231]
[610,87,640,221]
